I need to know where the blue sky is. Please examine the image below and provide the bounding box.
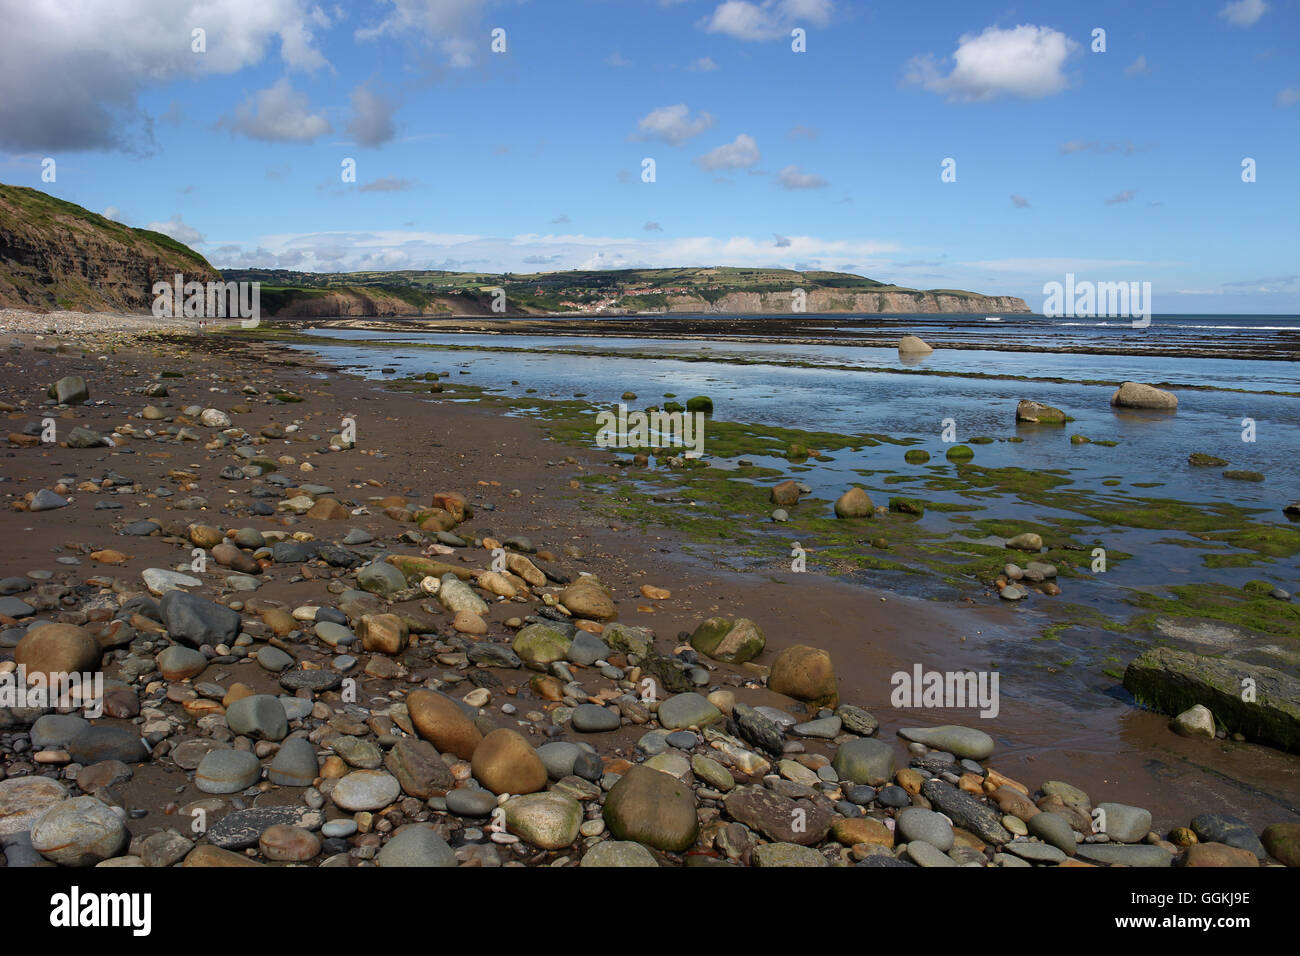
[1,0,1297,313]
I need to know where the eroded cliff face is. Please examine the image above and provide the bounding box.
[267,291,427,318]
[0,185,220,312]
[661,290,1031,314]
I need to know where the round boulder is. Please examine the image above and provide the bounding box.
[15,623,102,679]
[767,644,838,709]
[471,728,547,795]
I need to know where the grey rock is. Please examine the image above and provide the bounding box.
[921,778,1011,845]
[896,807,955,852]
[195,748,261,794]
[832,737,896,786]
[378,824,457,867]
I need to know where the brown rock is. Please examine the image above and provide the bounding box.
[222,683,255,707]
[896,768,925,796]
[832,817,892,847]
[1180,842,1259,867]
[560,577,617,620]
[307,497,348,520]
[506,554,545,587]
[213,543,259,574]
[384,738,455,799]
[431,491,468,522]
[770,480,801,506]
[408,690,482,761]
[188,524,224,549]
[991,785,1040,822]
[259,609,296,636]
[259,824,321,862]
[358,613,409,655]
[452,611,487,635]
[183,845,262,867]
[470,728,547,795]
[15,623,102,679]
[767,643,838,708]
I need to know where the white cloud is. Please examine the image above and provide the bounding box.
[0,0,329,152]
[102,206,122,221]
[1105,190,1136,204]
[688,57,721,71]
[216,78,332,143]
[695,133,761,170]
[777,164,828,189]
[1125,55,1150,77]
[207,228,898,274]
[147,216,205,246]
[905,24,1079,102]
[786,124,817,140]
[1219,0,1269,27]
[700,0,833,42]
[634,104,716,145]
[346,86,397,148]
[355,0,492,67]
[1011,195,1030,208]
[1278,87,1300,107]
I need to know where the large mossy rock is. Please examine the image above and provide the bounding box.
[1123,647,1300,753]
[689,617,765,664]
[602,765,698,851]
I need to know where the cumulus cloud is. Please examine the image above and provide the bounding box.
[633,104,717,145]
[102,206,122,221]
[1219,0,1269,27]
[688,57,721,71]
[146,215,205,246]
[0,0,329,152]
[773,233,791,247]
[346,86,397,148]
[216,78,332,142]
[695,133,761,170]
[700,0,834,42]
[905,24,1079,102]
[1105,190,1136,204]
[776,164,828,189]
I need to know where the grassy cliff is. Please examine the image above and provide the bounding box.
[0,184,220,312]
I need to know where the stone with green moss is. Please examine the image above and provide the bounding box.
[1189,452,1229,467]
[689,616,765,664]
[1123,646,1300,752]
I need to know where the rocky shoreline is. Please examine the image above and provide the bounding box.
[0,326,1296,869]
